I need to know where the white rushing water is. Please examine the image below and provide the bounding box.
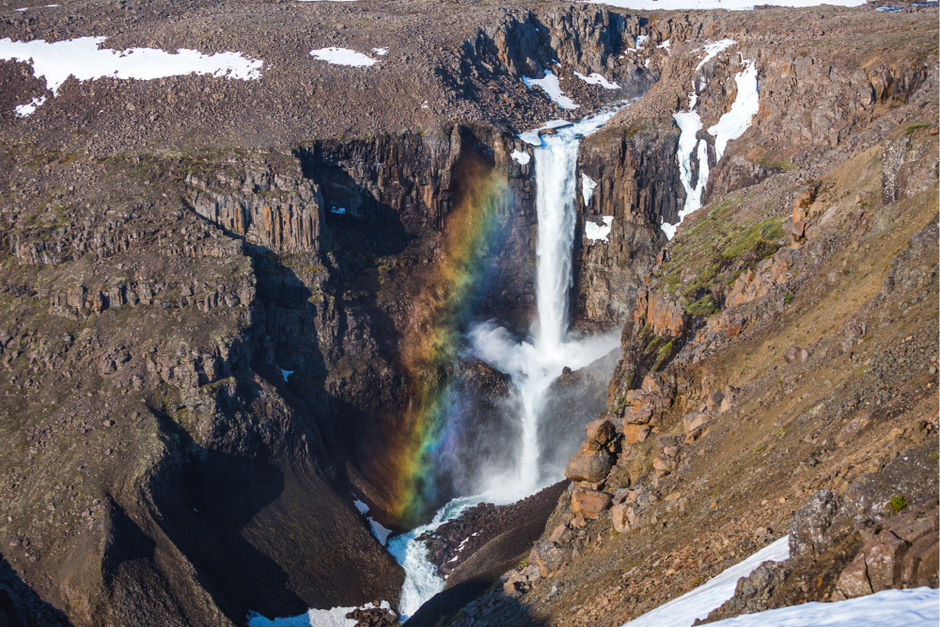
[389,109,625,620]
[249,108,625,624]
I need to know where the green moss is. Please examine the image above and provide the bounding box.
[685,293,717,317]
[888,495,908,514]
[905,123,931,135]
[722,218,785,260]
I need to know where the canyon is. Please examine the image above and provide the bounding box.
[0,0,937,626]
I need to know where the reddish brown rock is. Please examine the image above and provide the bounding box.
[565,443,613,483]
[571,488,612,519]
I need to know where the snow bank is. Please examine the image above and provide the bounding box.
[574,71,620,89]
[0,36,262,115]
[581,173,598,205]
[523,70,579,110]
[579,0,865,9]
[247,601,392,627]
[585,216,614,242]
[708,58,759,160]
[624,537,789,627]
[351,498,393,546]
[696,39,737,71]
[309,47,377,67]
[709,587,940,627]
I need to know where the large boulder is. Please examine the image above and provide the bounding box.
[565,443,613,482]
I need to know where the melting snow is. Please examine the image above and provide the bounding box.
[657,39,672,50]
[310,47,377,67]
[14,96,46,117]
[707,57,759,161]
[351,497,393,546]
[0,36,262,116]
[696,39,737,71]
[523,70,579,110]
[574,71,621,89]
[581,173,598,205]
[707,587,940,626]
[585,216,614,242]
[579,0,865,9]
[247,601,392,627]
[511,150,531,165]
[371,47,388,56]
[624,537,789,627]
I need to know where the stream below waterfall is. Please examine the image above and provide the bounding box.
[390,108,625,620]
[248,107,626,626]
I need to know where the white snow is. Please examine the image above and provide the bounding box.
[657,39,672,50]
[280,369,294,382]
[351,498,393,546]
[707,58,759,160]
[522,70,579,110]
[0,36,262,116]
[635,34,650,49]
[585,216,614,242]
[581,173,598,205]
[309,47,377,67]
[624,537,790,627]
[574,71,621,90]
[14,96,46,117]
[579,0,865,9]
[696,38,737,71]
[247,601,392,627]
[709,587,940,627]
[371,47,388,56]
[511,150,531,165]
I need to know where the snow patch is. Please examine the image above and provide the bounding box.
[309,47,377,67]
[14,96,46,117]
[351,497,393,546]
[511,150,531,165]
[696,38,736,71]
[280,369,294,382]
[657,39,672,50]
[623,537,789,627]
[709,587,940,627]
[371,47,388,56]
[247,601,392,627]
[578,0,865,9]
[522,70,579,110]
[581,173,598,205]
[574,70,620,90]
[585,216,613,242]
[0,36,262,116]
[707,58,759,160]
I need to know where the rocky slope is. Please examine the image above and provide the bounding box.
[0,0,937,625]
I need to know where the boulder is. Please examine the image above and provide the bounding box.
[585,418,616,451]
[565,443,613,482]
[623,423,651,444]
[610,502,639,533]
[571,488,612,519]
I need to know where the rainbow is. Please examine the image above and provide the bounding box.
[388,151,510,525]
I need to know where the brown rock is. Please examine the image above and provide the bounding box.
[783,346,809,363]
[652,456,675,477]
[611,502,639,533]
[585,418,616,451]
[682,412,711,440]
[571,488,612,519]
[623,423,652,444]
[531,541,567,577]
[565,443,613,483]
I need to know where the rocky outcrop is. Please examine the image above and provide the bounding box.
[184,155,327,254]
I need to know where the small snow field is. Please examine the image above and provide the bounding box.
[574,70,620,89]
[580,0,866,9]
[511,150,531,165]
[523,70,579,110]
[247,601,392,627]
[708,587,940,627]
[623,537,790,627]
[696,39,737,70]
[707,58,759,160]
[581,173,598,205]
[0,36,262,116]
[584,216,613,242]
[309,47,377,67]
